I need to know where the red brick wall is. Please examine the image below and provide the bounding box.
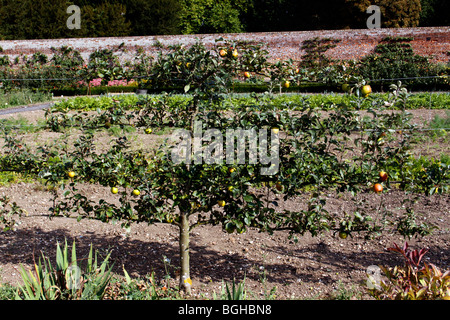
[1,27,449,64]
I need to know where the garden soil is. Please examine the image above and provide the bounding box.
[0,107,449,299]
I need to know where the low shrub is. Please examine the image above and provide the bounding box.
[367,242,450,300]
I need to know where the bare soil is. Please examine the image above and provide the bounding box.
[0,108,449,300]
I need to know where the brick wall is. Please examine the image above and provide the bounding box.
[1,27,449,64]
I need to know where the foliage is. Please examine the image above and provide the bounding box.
[300,37,341,70]
[356,37,444,88]
[0,89,52,109]
[419,0,450,27]
[49,91,450,114]
[0,283,16,300]
[0,35,448,298]
[345,0,422,28]
[178,0,251,34]
[0,0,68,40]
[0,0,131,40]
[125,0,182,36]
[214,278,247,300]
[1,34,448,93]
[16,240,113,300]
[367,242,450,300]
[1,0,448,40]
[78,46,130,93]
[0,196,26,232]
[104,267,181,300]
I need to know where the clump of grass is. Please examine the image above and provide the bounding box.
[0,116,45,133]
[0,171,35,186]
[325,281,362,300]
[0,283,16,300]
[0,89,52,109]
[428,111,450,131]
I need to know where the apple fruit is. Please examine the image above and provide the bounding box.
[373,183,383,193]
[132,189,140,196]
[219,49,227,57]
[341,83,350,92]
[68,171,76,178]
[362,85,372,97]
[275,182,283,191]
[379,171,388,182]
[218,200,226,207]
[111,187,119,194]
[339,231,348,239]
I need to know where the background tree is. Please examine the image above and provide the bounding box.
[419,0,450,26]
[124,0,182,36]
[345,0,422,28]
[178,0,252,34]
[0,0,68,39]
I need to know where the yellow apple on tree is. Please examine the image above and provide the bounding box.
[362,85,372,97]
[341,83,350,92]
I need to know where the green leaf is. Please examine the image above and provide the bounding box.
[123,266,132,285]
[71,240,77,268]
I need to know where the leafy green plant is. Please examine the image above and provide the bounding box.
[367,242,450,300]
[0,282,16,300]
[16,240,113,300]
[109,268,180,300]
[213,278,247,300]
[0,196,26,232]
[327,281,361,300]
[0,89,52,108]
[357,37,445,89]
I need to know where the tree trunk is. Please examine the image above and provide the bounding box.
[179,211,191,295]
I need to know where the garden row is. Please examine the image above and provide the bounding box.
[0,36,449,95]
[1,82,448,240]
[47,90,450,113]
[0,37,449,299]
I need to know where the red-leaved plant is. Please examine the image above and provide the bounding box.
[367,242,450,300]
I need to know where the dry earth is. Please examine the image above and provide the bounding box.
[0,107,449,300]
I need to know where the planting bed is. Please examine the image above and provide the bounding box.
[0,105,448,299]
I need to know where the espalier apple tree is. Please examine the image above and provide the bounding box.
[4,39,437,296]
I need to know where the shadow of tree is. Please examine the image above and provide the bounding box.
[1,224,449,290]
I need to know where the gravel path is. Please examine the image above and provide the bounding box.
[0,102,52,116]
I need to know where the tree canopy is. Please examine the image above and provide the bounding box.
[0,0,447,40]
